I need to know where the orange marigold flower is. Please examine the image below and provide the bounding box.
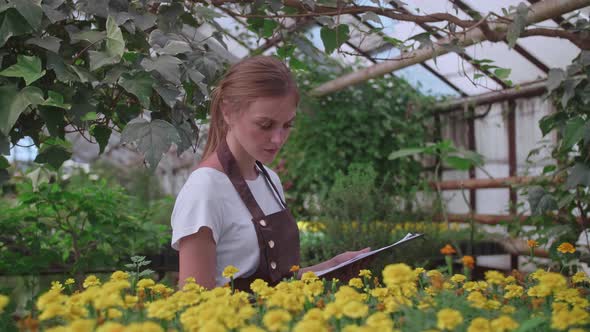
[462,255,475,269]
[289,265,300,273]
[440,244,456,255]
[527,239,538,248]
[557,242,575,254]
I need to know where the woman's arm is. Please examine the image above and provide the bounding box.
[178,227,217,289]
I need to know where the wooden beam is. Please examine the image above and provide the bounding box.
[434,79,547,112]
[311,0,590,96]
[431,176,537,190]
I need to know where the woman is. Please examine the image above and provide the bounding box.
[171,56,368,290]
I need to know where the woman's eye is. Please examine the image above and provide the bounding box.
[284,122,294,129]
[258,122,272,130]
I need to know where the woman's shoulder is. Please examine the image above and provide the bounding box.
[178,167,232,201]
[260,164,282,184]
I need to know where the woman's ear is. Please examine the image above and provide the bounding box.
[220,100,233,128]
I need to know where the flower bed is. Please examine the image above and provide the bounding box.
[2,262,589,331]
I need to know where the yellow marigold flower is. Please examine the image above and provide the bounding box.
[107,308,122,319]
[136,278,155,290]
[302,308,325,322]
[467,291,487,309]
[50,281,64,293]
[462,255,475,269]
[505,276,516,284]
[263,309,292,332]
[348,278,363,289]
[125,321,164,332]
[440,244,456,255]
[342,301,369,319]
[36,290,67,311]
[293,320,328,332]
[451,274,467,284]
[502,305,517,314]
[572,271,589,284]
[64,278,75,285]
[95,322,125,332]
[223,265,240,279]
[39,303,68,321]
[366,311,393,328]
[301,271,318,282]
[463,281,488,292]
[557,242,576,254]
[82,275,100,288]
[527,239,539,248]
[437,308,463,330]
[485,270,506,285]
[359,269,372,278]
[490,315,519,331]
[529,269,546,280]
[468,317,491,332]
[382,263,415,287]
[110,271,129,281]
[240,326,266,332]
[0,295,9,314]
[504,284,524,299]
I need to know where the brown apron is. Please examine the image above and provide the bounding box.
[216,139,300,291]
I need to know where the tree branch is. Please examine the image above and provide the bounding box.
[520,28,590,50]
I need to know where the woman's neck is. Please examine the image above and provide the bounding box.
[225,136,258,180]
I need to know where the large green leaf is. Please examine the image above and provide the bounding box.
[562,116,587,150]
[90,125,111,154]
[0,8,33,47]
[14,0,43,30]
[70,30,106,44]
[528,186,557,215]
[121,119,182,171]
[25,36,62,53]
[140,55,182,85]
[38,106,65,138]
[118,72,154,108]
[156,2,184,33]
[26,166,53,191]
[46,52,78,82]
[43,91,71,109]
[0,155,8,169]
[388,147,426,160]
[506,2,528,48]
[444,155,475,170]
[0,85,44,135]
[566,162,590,188]
[320,24,349,54]
[34,139,72,170]
[154,83,181,108]
[0,55,46,85]
[89,16,125,71]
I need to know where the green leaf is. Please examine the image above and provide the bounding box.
[262,19,278,38]
[0,8,33,47]
[514,317,546,332]
[157,2,184,33]
[14,0,43,30]
[444,155,474,170]
[88,16,125,71]
[566,162,590,188]
[0,55,46,85]
[408,32,433,50]
[562,116,587,150]
[494,68,511,80]
[0,133,9,154]
[546,68,565,93]
[0,155,8,169]
[119,72,154,108]
[38,106,65,138]
[388,147,425,160]
[25,36,62,53]
[361,12,382,25]
[320,24,350,55]
[34,139,72,170]
[43,91,71,109]
[154,83,181,108]
[140,55,182,85]
[90,125,111,154]
[81,112,97,121]
[69,30,106,44]
[528,186,557,215]
[506,2,529,48]
[0,169,8,185]
[26,166,53,191]
[193,5,223,20]
[121,119,182,171]
[0,85,44,136]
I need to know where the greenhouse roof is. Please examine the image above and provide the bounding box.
[200,0,588,98]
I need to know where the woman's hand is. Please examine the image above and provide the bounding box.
[298,247,372,282]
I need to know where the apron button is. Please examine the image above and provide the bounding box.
[268,240,275,248]
[270,261,277,269]
[259,219,267,227]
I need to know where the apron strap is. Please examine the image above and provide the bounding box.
[217,139,266,220]
[255,160,287,209]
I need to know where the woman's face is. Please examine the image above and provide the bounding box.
[224,94,297,164]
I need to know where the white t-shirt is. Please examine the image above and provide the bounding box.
[171,166,285,287]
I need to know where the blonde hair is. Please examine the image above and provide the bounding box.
[201,56,299,159]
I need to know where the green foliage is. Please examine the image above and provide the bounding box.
[0,0,227,172]
[281,64,431,218]
[0,172,170,276]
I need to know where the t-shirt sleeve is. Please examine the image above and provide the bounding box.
[170,173,223,250]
